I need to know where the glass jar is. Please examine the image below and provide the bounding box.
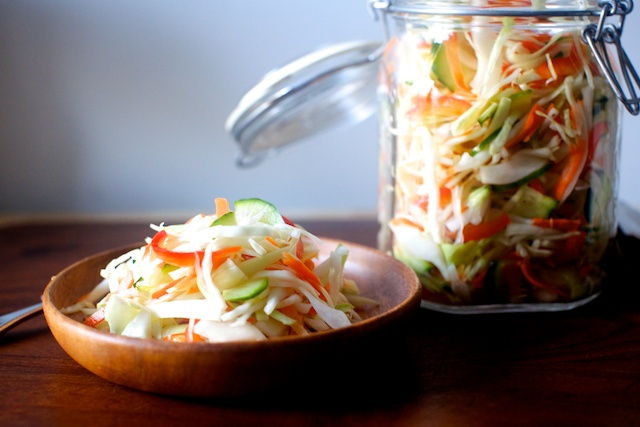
[373,0,637,312]
[226,0,639,314]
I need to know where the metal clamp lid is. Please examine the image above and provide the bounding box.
[582,1,640,114]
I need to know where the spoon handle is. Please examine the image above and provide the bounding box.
[0,302,43,335]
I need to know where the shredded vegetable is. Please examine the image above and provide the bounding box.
[63,198,375,341]
[380,14,618,306]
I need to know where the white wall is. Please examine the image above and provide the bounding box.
[1,1,640,218]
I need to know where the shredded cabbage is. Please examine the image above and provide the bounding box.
[64,198,373,342]
[381,12,618,306]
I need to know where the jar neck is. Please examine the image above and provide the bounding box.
[370,0,608,18]
[369,0,640,115]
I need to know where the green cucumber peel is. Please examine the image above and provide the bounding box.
[431,42,457,92]
[222,277,269,302]
[234,198,284,225]
[492,163,552,192]
[507,186,558,218]
[478,102,498,125]
[471,129,500,156]
[212,211,237,226]
[270,309,296,326]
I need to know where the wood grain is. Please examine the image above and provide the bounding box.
[2,218,640,426]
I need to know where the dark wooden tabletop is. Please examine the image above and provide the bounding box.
[2,215,640,426]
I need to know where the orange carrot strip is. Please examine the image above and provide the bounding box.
[536,48,582,80]
[185,318,204,343]
[553,102,588,202]
[413,93,472,117]
[443,33,468,91]
[282,252,326,299]
[163,333,187,342]
[279,305,301,323]
[304,259,315,271]
[439,186,453,208]
[152,277,182,299]
[266,236,280,247]
[506,103,549,148]
[215,198,230,217]
[210,246,243,270]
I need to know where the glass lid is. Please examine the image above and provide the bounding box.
[226,40,382,167]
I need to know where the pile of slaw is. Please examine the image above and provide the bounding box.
[63,198,374,342]
[380,15,618,305]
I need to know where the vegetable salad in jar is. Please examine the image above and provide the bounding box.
[377,10,620,310]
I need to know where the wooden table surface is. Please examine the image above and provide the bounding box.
[2,215,640,426]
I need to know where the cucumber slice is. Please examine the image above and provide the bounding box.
[234,198,284,225]
[479,152,549,187]
[507,186,557,218]
[492,163,552,192]
[478,102,498,125]
[509,89,533,116]
[211,211,237,226]
[393,246,433,274]
[431,42,456,92]
[471,129,500,156]
[441,239,490,267]
[486,96,512,136]
[222,277,269,302]
[270,309,296,326]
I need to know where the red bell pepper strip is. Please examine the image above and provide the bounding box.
[282,215,296,227]
[463,212,511,243]
[588,120,608,165]
[528,178,546,194]
[151,230,241,268]
[151,230,201,266]
[531,218,581,232]
[83,308,106,328]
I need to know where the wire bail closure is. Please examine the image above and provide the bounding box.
[583,1,640,115]
[370,0,640,115]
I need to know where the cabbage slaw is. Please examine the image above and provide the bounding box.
[381,15,618,305]
[63,198,373,342]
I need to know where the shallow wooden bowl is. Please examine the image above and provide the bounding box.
[43,238,421,398]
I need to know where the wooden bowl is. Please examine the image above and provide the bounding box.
[43,238,421,398]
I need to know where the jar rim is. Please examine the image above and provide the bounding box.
[377,0,605,17]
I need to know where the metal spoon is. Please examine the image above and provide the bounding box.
[0,302,43,335]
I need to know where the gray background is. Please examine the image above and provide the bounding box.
[1,1,638,220]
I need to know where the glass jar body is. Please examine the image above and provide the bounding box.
[377,9,621,312]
